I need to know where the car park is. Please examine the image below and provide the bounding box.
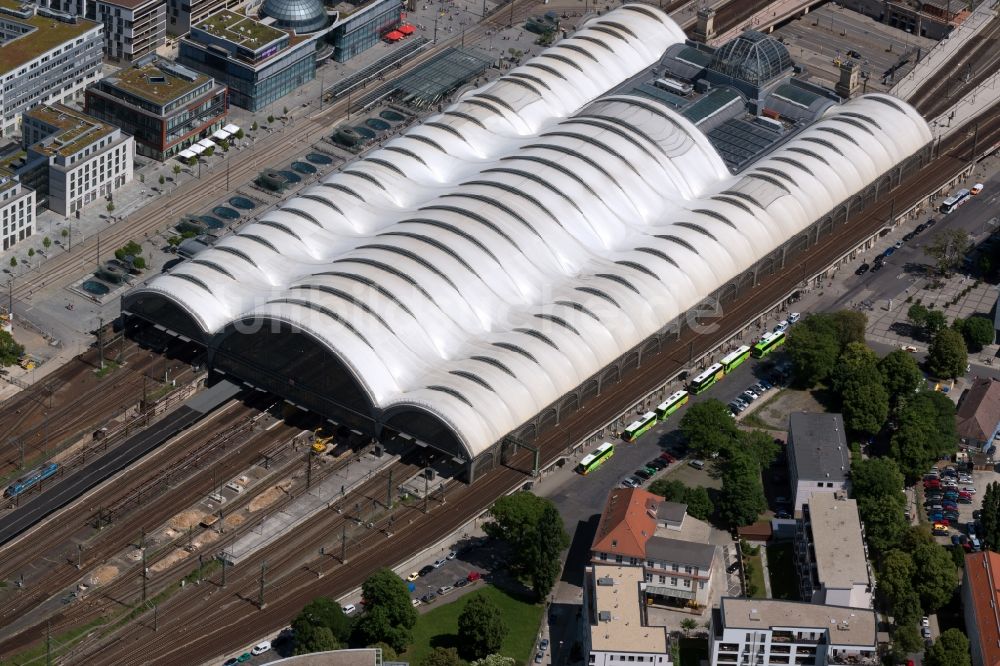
[419,565,435,577]
[252,642,271,656]
[959,496,973,504]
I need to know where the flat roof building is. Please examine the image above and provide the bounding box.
[710,598,877,666]
[85,58,227,161]
[178,8,332,111]
[788,413,851,513]
[21,103,134,215]
[584,565,671,666]
[795,494,873,609]
[0,0,103,136]
[964,551,1000,666]
[167,0,241,36]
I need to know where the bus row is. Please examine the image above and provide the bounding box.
[619,331,786,443]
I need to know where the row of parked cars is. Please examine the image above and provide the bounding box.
[924,465,977,542]
[728,377,775,416]
[855,218,939,275]
[621,451,676,488]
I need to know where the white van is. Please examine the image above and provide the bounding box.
[689,460,705,470]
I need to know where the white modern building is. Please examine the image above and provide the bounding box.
[21,103,134,216]
[710,598,878,666]
[0,0,103,137]
[584,565,671,666]
[0,175,34,251]
[795,494,873,608]
[93,0,166,62]
[122,5,933,480]
[788,413,851,513]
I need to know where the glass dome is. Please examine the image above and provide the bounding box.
[261,0,328,33]
[710,31,793,87]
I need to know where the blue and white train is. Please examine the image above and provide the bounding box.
[4,462,58,498]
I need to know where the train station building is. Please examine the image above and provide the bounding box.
[122,5,933,482]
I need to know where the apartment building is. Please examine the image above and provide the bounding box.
[0,0,102,137]
[787,413,851,513]
[85,58,227,160]
[167,0,239,36]
[93,0,166,62]
[0,174,34,250]
[963,551,1000,666]
[709,598,878,666]
[21,104,133,215]
[591,488,717,608]
[584,565,672,666]
[795,494,873,609]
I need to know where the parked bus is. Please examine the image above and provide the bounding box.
[689,363,725,394]
[623,411,658,442]
[720,345,752,374]
[575,442,615,475]
[940,189,971,214]
[752,331,786,358]
[656,390,689,420]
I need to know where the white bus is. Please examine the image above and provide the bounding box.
[940,189,971,214]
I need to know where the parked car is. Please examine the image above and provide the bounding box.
[620,478,638,488]
[421,593,437,604]
[659,452,676,463]
[437,585,454,596]
[535,653,544,664]
[540,639,550,652]
[455,578,469,588]
[418,565,434,577]
[774,321,789,333]
[467,571,482,582]
[689,460,706,470]
[855,263,870,275]
[634,469,653,480]
[251,642,271,656]
[952,535,963,546]
[971,183,984,195]
[627,475,644,486]
[446,550,457,560]
[883,246,896,257]
[742,389,758,401]
[726,561,740,573]
[962,487,976,494]
[342,604,357,615]
[758,379,773,391]
[775,510,792,519]
[788,312,800,323]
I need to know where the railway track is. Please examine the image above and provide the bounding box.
[909,18,1000,120]
[60,103,1000,666]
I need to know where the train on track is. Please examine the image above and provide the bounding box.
[4,462,59,498]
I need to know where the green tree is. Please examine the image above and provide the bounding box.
[830,310,868,347]
[421,647,462,666]
[8,256,16,267]
[876,550,921,625]
[352,568,417,651]
[484,493,568,599]
[682,486,714,521]
[60,228,68,238]
[458,593,508,660]
[132,256,147,270]
[830,342,889,434]
[42,236,51,249]
[851,458,908,554]
[235,127,245,139]
[107,201,115,212]
[889,391,959,482]
[926,328,967,379]
[267,115,275,123]
[680,618,698,635]
[891,625,924,660]
[925,229,973,275]
[907,303,929,332]
[679,399,740,458]
[786,322,840,386]
[648,479,686,501]
[717,449,767,527]
[26,248,34,257]
[470,656,515,666]
[852,455,906,499]
[878,349,923,405]
[158,174,165,186]
[0,330,25,367]
[251,121,258,131]
[173,164,181,177]
[292,598,352,643]
[956,315,995,351]
[368,643,397,660]
[980,482,1000,550]
[740,429,781,467]
[293,625,338,654]
[925,628,971,666]
[924,309,947,338]
[204,145,215,157]
[912,542,957,612]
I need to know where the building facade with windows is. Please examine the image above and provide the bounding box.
[584,565,671,666]
[331,0,401,62]
[92,0,166,62]
[0,0,102,137]
[85,59,227,161]
[709,598,877,666]
[21,104,133,216]
[178,9,331,111]
[167,0,240,36]
[794,494,873,609]
[788,412,851,513]
[0,175,34,250]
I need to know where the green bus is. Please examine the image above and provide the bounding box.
[720,345,751,374]
[751,331,786,358]
[576,442,614,475]
[689,363,725,394]
[623,411,658,442]
[656,390,689,420]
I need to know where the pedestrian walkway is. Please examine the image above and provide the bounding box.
[891,1,999,101]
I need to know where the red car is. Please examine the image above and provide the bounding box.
[924,479,941,489]
[467,571,482,582]
[659,452,676,463]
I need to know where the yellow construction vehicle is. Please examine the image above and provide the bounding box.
[311,427,334,454]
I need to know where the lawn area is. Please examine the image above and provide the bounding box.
[746,552,766,599]
[677,637,709,666]
[401,585,543,666]
[766,542,800,600]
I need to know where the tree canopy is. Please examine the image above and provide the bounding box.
[785,311,867,386]
[926,327,968,379]
[484,493,569,599]
[421,647,462,666]
[890,391,958,482]
[458,594,509,660]
[980,482,1000,551]
[924,229,973,275]
[912,542,958,612]
[291,598,352,654]
[679,399,740,458]
[925,629,971,666]
[0,330,24,367]
[647,480,713,521]
[851,458,908,554]
[954,315,995,352]
[830,342,889,434]
[352,569,417,651]
[717,449,767,527]
[878,349,923,405]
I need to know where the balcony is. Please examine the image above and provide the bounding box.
[716,654,737,663]
[718,644,740,653]
[828,654,877,665]
[770,646,791,655]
